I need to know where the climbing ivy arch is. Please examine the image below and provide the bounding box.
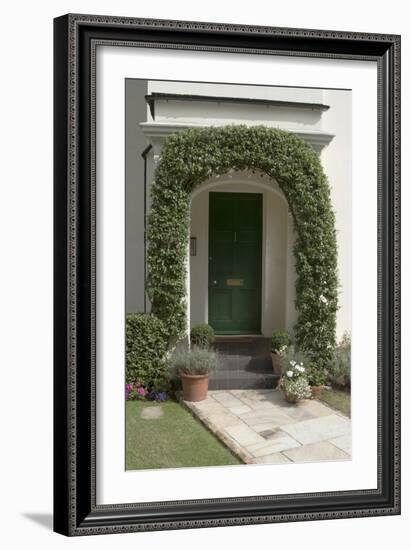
[146,126,338,371]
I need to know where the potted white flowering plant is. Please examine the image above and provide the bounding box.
[279,360,312,403]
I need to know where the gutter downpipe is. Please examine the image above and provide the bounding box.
[141,144,153,313]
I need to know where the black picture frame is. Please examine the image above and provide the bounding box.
[53,13,401,536]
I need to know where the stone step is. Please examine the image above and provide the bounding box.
[208,372,279,390]
[216,355,273,373]
[214,341,272,355]
[210,336,276,389]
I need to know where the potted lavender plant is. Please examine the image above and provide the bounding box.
[170,346,218,402]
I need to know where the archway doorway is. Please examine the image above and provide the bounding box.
[146,125,338,371]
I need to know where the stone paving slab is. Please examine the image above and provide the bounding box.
[282,441,350,463]
[182,389,351,465]
[211,391,252,413]
[281,414,351,445]
[206,411,242,430]
[285,399,336,420]
[252,422,289,434]
[246,431,301,457]
[329,434,352,454]
[192,400,228,416]
[239,408,295,429]
[224,424,266,447]
[231,391,280,411]
[253,452,292,465]
[229,405,254,415]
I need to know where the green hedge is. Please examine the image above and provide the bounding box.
[146,125,338,371]
[126,313,169,388]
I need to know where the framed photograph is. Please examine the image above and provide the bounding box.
[53,14,401,536]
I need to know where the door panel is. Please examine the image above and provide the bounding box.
[208,192,262,334]
[212,289,232,321]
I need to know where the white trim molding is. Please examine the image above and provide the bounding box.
[140,122,334,153]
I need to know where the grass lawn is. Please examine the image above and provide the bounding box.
[126,400,243,470]
[317,387,351,417]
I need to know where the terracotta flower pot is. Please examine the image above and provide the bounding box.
[181,373,209,402]
[279,386,298,404]
[271,351,282,374]
[310,385,325,398]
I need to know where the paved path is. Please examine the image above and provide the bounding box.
[183,389,351,465]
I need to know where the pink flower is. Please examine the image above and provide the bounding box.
[126,384,133,392]
[137,387,145,396]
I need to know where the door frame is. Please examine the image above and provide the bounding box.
[207,191,263,335]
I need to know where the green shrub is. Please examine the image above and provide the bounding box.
[169,346,218,376]
[190,324,215,349]
[271,329,291,353]
[306,366,328,387]
[126,313,169,389]
[328,332,351,388]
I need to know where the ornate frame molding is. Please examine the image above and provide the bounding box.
[53,14,401,536]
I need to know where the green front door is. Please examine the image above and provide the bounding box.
[208,192,262,334]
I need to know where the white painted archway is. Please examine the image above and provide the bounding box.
[188,170,297,338]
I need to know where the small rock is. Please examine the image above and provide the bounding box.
[140,406,163,420]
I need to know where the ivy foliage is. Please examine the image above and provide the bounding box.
[146,125,339,371]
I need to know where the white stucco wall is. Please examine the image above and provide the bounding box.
[321,90,352,340]
[125,79,148,313]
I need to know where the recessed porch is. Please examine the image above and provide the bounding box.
[189,172,297,339]
[188,174,295,390]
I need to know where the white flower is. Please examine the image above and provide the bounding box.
[290,360,297,367]
[319,294,328,304]
[296,365,305,373]
[286,370,294,378]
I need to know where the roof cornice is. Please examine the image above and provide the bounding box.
[145,92,330,119]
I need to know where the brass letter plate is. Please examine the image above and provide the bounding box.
[226,278,244,286]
